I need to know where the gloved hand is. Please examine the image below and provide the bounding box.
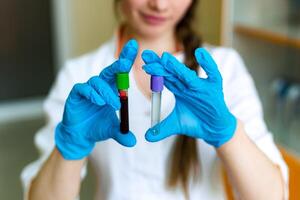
[141,48,237,148]
[55,39,138,160]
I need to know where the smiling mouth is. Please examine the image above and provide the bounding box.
[140,13,168,25]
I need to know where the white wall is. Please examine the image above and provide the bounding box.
[51,0,72,71]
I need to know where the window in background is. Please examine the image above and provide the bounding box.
[0,0,54,101]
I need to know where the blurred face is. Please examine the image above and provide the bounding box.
[120,0,193,38]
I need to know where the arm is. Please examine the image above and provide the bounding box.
[29,148,85,200]
[21,61,83,200]
[141,48,287,199]
[217,120,284,200]
[218,49,288,199]
[27,39,139,199]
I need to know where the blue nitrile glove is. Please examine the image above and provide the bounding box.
[141,48,237,148]
[55,39,138,160]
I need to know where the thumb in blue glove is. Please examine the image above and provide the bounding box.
[55,39,138,160]
[141,48,237,148]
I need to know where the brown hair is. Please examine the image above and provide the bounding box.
[169,0,202,198]
[114,0,202,198]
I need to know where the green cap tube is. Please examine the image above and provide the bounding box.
[116,73,129,90]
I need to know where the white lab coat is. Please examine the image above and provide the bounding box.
[21,34,289,200]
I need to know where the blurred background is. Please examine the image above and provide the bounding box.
[0,0,299,199]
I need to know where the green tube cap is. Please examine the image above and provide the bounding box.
[116,73,129,90]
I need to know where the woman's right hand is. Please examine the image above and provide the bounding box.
[55,40,138,160]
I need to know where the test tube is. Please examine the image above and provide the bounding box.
[116,73,129,134]
[151,76,164,127]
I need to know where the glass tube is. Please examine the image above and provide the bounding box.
[151,91,161,127]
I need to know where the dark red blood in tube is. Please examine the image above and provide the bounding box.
[120,95,129,134]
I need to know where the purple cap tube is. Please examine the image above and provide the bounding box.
[150,75,164,128]
[151,76,164,92]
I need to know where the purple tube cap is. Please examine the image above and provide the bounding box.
[151,76,164,92]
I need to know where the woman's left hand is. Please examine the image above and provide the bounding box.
[142,48,237,148]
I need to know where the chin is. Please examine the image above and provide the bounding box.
[134,23,172,39]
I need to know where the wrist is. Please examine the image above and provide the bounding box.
[216,120,246,153]
[206,115,237,148]
[53,147,86,163]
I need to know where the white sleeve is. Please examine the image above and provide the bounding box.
[222,49,289,199]
[20,61,87,199]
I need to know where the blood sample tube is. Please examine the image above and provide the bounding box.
[151,75,164,127]
[116,73,129,134]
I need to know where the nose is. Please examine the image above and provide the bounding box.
[148,0,169,12]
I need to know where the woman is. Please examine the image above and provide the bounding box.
[22,0,288,199]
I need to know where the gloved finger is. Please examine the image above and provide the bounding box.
[145,110,179,142]
[161,52,200,89]
[87,76,121,110]
[194,48,222,83]
[99,59,132,85]
[112,130,137,147]
[143,63,187,96]
[70,83,106,106]
[142,50,202,90]
[99,39,138,84]
[164,79,186,95]
[141,49,161,64]
[119,39,139,63]
[142,63,171,77]
[142,61,189,92]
